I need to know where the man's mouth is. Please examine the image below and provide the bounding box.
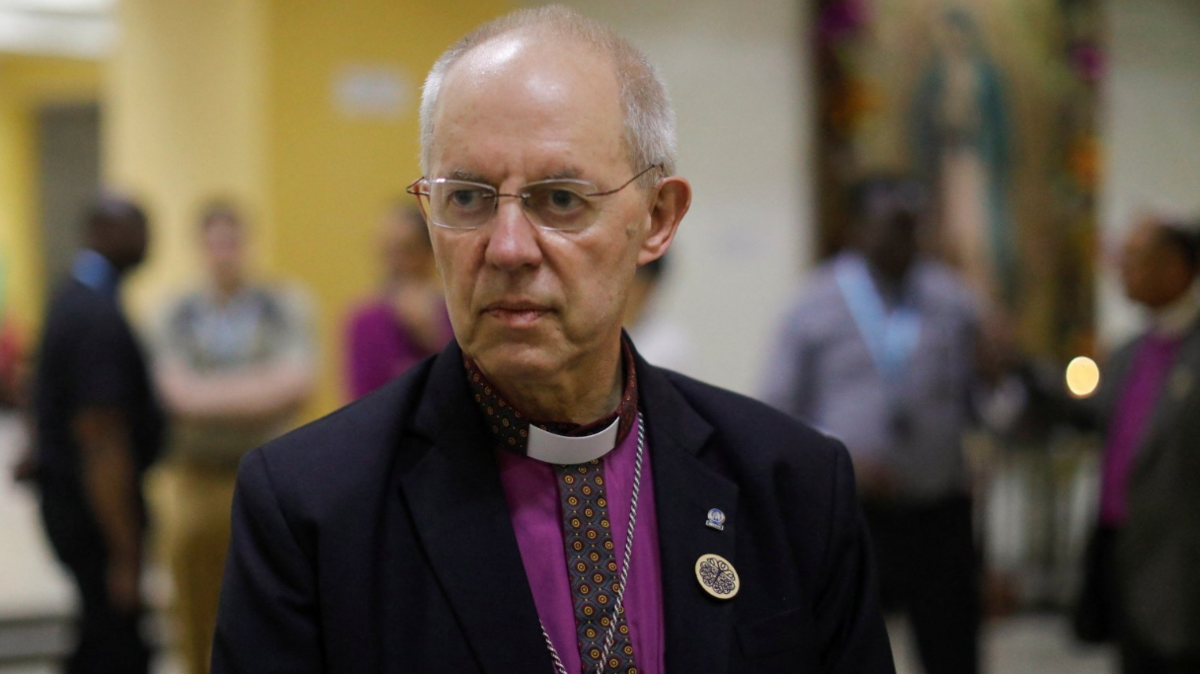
[482,300,552,327]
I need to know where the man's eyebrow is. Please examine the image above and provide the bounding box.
[445,168,493,183]
[538,167,584,181]
[441,167,588,183]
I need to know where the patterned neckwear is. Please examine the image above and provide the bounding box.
[464,337,638,454]
[465,338,640,673]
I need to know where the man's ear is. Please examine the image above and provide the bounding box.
[638,176,691,266]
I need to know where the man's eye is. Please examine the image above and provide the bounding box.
[531,187,587,213]
[448,189,488,209]
[550,189,583,210]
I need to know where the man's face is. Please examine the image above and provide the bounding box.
[202,218,246,284]
[859,202,920,283]
[114,215,149,271]
[1120,218,1189,309]
[382,216,433,281]
[426,37,656,383]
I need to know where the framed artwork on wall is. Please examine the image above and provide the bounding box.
[813,0,1102,358]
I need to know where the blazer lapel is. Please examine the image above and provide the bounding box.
[637,355,740,674]
[399,342,552,674]
[1097,340,1138,421]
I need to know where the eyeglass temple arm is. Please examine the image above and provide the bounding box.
[586,164,663,197]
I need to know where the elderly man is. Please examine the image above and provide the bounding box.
[213,7,893,673]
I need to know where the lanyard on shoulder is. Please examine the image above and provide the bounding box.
[835,254,922,384]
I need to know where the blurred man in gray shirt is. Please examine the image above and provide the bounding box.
[763,175,983,674]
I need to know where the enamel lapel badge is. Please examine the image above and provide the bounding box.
[705,508,726,531]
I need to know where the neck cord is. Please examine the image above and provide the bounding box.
[540,412,644,674]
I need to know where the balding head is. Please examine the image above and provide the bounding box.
[419,5,675,186]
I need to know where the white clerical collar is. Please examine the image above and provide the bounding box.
[1153,284,1200,338]
[525,417,621,465]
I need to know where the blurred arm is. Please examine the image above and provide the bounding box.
[157,358,313,423]
[74,406,142,611]
[156,287,317,423]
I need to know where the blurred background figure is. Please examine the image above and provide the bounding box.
[151,202,315,674]
[343,203,450,400]
[30,196,163,674]
[1073,215,1200,674]
[0,261,22,409]
[622,255,694,374]
[0,320,22,410]
[763,175,988,674]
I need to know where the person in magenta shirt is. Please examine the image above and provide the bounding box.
[344,204,452,399]
[1081,215,1200,673]
[212,8,894,673]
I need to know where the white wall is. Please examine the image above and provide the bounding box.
[1099,0,1200,345]
[534,0,814,394]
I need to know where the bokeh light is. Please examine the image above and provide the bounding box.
[1066,356,1101,398]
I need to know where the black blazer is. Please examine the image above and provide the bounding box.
[212,341,894,673]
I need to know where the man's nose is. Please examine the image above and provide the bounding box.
[484,198,544,271]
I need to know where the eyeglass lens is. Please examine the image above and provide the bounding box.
[425,181,600,231]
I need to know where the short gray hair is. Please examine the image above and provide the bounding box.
[419,5,676,187]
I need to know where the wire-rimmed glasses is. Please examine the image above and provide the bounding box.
[406,164,662,232]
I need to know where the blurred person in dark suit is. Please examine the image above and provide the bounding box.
[31,196,163,674]
[152,202,315,674]
[343,203,451,400]
[212,7,895,673]
[763,176,988,674]
[1078,215,1200,674]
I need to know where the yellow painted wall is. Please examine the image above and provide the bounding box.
[0,55,100,337]
[264,0,507,416]
[108,0,270,320]
[107,0,508,420]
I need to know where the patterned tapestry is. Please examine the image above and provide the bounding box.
[813,0,1103,358]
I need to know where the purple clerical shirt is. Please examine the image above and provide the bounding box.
[497,415,665,674]
[1100,334,1183,526]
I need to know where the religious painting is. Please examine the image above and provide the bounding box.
[813,0,1103,358]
